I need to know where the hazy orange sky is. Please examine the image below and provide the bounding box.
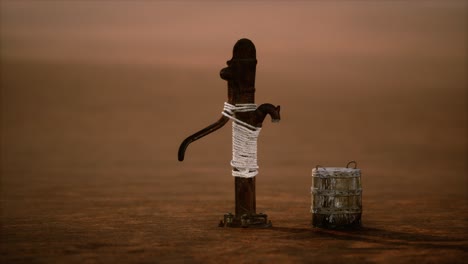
[1,1,466,69]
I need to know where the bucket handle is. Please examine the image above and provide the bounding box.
[346,160,357,169]
[316,161,357,170]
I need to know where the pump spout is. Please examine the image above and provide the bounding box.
[252,104,281,127]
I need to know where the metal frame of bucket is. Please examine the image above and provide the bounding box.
[311,161,362,229]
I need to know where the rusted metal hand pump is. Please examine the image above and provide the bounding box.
[178,38,280,228]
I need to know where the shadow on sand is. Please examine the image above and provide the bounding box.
[271,226,467,251]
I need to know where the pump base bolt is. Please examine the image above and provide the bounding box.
[219,213,272,228]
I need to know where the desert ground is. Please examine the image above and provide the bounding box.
[1,1,467,263]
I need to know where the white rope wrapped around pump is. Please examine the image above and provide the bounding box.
[222,102,261,178]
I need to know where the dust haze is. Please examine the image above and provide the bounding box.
[1,1,467,262]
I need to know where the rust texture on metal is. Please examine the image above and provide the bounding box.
[311,162,362,229]
[178,38,280,228]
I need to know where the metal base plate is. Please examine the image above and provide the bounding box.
[219,213,272,228]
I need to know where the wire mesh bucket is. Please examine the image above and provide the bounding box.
[311,161,362,229]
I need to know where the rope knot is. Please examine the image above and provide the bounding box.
[221,103,261,178]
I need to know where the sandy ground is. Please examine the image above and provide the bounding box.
[1,56,466,263]
[2,3,467,264]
